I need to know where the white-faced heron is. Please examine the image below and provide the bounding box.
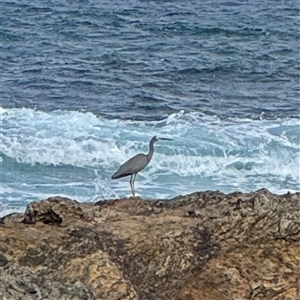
[111,136,172,197]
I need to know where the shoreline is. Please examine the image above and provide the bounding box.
[1,187,299,218]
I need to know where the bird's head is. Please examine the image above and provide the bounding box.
[152,136,159,143]
[151,136,172,144]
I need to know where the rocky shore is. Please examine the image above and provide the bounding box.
[0,189,299,300]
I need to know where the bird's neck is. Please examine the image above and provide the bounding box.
[147,142,155,162]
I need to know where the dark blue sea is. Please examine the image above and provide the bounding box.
[1,0,299,216]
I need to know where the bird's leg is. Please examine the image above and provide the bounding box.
[130,174,136,197]
[133,173,136,196]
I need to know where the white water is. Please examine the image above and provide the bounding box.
[1,107,299,216]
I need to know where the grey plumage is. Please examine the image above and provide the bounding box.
[111,136,171,197]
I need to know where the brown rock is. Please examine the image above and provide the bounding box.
[0,189,299,300]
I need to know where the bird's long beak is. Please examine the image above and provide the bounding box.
[158,137,173,140]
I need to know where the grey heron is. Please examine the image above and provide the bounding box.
[111,136,172,197]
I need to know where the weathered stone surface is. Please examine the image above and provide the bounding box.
[0,189,299,300]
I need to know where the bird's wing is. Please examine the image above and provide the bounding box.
[112,154,148,179]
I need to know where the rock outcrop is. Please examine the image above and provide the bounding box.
[0,189,299,300]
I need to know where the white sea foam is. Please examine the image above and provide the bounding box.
[1,107,299,215]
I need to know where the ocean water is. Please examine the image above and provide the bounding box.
[1,0,299,216]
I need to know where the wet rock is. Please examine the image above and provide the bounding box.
[0,189,299,300]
